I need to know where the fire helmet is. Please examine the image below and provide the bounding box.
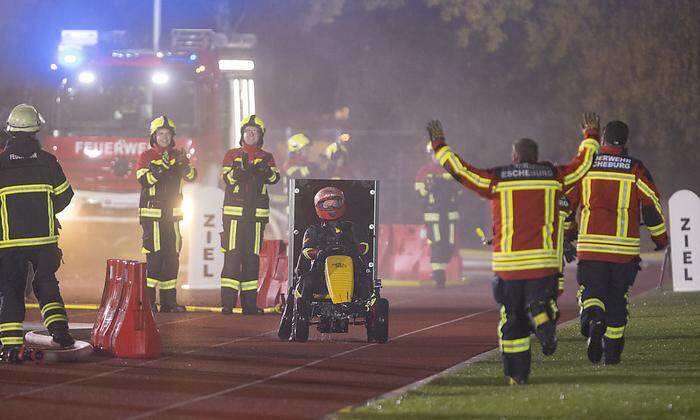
[6,104,45,133]
[602,120,629,146]
[314,186,346,220]
[240,114,265,146]
[288,133,310,153]
[149,115,176,146]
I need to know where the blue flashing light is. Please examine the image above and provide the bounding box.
[189,53,197,61]
[50,63,58,71]
[59,49,83,67]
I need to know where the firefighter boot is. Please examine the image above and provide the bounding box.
[534,320,557,356]
[147,286,158,313]
[503,351,531,385]
[50,329,75,349]
[278,295,295,340]
[604,336,624,365]
[221,287,238,315]
[240,291,262,315]
[159,289,186,313]
[432,269,446,289]
[587,319,605,363]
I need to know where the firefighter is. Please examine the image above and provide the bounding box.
[220,115,280,314]
[566,119,668,365]
[0,104,76,356]
[426,116,599,385]
[282,133,317,179]
[136,115,197,313]
[415,142,462,288]
[322,133,354,179]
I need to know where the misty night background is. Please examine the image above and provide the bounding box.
[0,0,697,242]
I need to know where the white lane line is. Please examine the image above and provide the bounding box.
[0,329,277,401]
[126,307,495,419]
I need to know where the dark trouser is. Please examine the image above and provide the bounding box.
[427,219,456,287]
[0,245,69,348]
[142,219,182,308]
[577,258,640,362]
[493,275,559,380]
[221,218,265,312]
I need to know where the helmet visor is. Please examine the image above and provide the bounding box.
[320,197,343,210]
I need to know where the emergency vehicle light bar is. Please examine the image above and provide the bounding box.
[218,59,255,71]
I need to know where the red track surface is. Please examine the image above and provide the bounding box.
[0,261,661,419]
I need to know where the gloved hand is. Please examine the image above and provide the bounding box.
[253,161,273,179]
[230,163,250,181]
[563,241,577,263]
[653,237,668,251]
[426,120,446,149]
[149,163,166,178]
[581,112,600,140]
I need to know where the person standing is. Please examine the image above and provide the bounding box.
[415,143,462,288]
[426,116,599,384]
[566,119,668,365]
[0,104,75,355]
[136,116,197,313]
[220,115,280,314]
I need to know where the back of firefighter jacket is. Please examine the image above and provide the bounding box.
[0,136,74,249]
[222,147,280,222]
[565,145,668,263]
[434,137,599,280]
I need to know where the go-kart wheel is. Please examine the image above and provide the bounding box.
[371,298,389,344]
[277,296,294,340]
[291,299,310,342]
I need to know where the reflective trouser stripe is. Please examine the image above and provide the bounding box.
[254,222,262,255]
[153,221,161,252]
[174,222,181,252]
[40,302,64,316]
[147,277,159,288]
[501,337,531,353]
[44,314,68,329]
[160,279,177,290]
[449,223,455,244]
[533,312,549,327]
[240,279,259,292]
[498,306,531,353]
[1,337,24,346]
[605,325,625,339]
[582,298,606,311]
[432,224,440,242]
[431,263,448,270]
[0,322,23,332]
[229,220,238,251]
[221,278,240,290]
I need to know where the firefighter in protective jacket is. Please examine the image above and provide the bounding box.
[136,116,197,313]
[220,115,280,314]
[426,117,599,385]
[566,118,668,365]
[0,104,75,354]
[415,143,462,288]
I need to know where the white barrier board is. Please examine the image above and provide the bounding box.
[669,189,700,292]
[185,185,224,289]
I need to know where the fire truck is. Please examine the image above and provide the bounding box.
[45,29,257,209]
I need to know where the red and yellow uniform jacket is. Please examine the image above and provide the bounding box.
[434,138,599,280]
[565,145,668,263]
[222,144,280,222]
[136,146,197,222]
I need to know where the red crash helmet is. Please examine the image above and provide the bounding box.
[314,186,346,220]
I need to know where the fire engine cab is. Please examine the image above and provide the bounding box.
[46,29,257,209]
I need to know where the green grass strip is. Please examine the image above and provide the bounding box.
[339,290,700,419]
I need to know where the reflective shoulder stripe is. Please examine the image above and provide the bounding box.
[137,168,149,178]
[637,178,664,214]
[222,166,232,174]
[53,180,70,195]
[436,146,491,189]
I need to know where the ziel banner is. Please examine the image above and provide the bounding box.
[669,189,700,292]
[185,185,224,289]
